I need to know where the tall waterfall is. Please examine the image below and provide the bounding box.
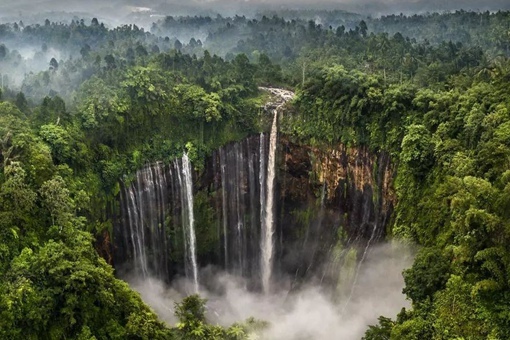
[116,155,199,290]
[261,110,278,293]
[178,153,199,293]
[119,162,168,280]
[214,136,265,283]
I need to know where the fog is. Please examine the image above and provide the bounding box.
[1,0,509,26]
[0,42,69,90]
[126,242,414,339]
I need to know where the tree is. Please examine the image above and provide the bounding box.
[175,294,206,325]
[359,20,368,38]
[49,58,58,71]
[174,295,251,339]
[104,54,116,69]
[39,175,74,226]
[39,124,73,165]
[1,162,37,215]
[15,92,28,113]
[0,230,173,339]
[0,44,7,60]
[80,44,91,58]
[363,316,395,340]
[135,45,148,57]
[400,124,434,178]
[174,39,183,50]
[403,247,451,302]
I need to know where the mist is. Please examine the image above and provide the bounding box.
[1,0,510,27]
[125,242,413,339]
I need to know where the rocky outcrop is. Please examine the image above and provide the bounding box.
[277,138,395,284]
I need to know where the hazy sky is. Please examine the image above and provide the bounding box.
[1,0,509,22]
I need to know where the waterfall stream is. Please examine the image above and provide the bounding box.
[117,156,199,291]
[180,153,199,293]
[261,109,279,293]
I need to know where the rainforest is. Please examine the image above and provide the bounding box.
[1,1,510,339]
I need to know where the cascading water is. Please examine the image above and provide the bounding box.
[114,88,394,296]
[342,197,379,312]
[261,109,279,293]
[213,116,279,293]
[219,148,229,270]
[178,153,199,293]
[116,156,199,290]
[259,133,266,265]
[115,140,393,298]
[120,163,169,279]
[214,136,264,282]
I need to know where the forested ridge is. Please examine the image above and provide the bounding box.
[0,8,509,339]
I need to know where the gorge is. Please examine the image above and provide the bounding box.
[112,89,409,338]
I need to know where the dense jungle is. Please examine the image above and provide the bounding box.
[1,3,510,339]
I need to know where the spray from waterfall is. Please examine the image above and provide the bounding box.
[261,109,279,293]
[342,196,379,313]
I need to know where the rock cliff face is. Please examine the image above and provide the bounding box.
[276,138,395,285]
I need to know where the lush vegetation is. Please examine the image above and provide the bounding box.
[281,13,510,340]
[0,16,274,338]
[0,8,510,339]
[293,59,510,339]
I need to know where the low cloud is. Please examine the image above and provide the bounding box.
[1,0,509,22]
[126,242,414,339]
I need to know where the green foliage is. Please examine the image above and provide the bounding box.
[175,294,207,325]
[363,316,394,340]
[400,124,434,178]
[0,230,173,339]
[0,9,510,339]
[390,316,433,340]
[402,247,451,303]
[174,295,256,340]
[193,190,220,258]
[39,124,73,164]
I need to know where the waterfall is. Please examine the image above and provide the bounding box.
[117,156,199,290]
[126,184,148,277]
[234,143,245,276]
[179,153,199,293]
[219,148,229,270]
[259,133,266,253]
[261,109,278,293]
[119,162,170,279]
[341,189,379,312]
[114,132,393,296]
[217,138,260,279]
[247,138,258,279]
[113,89,397,297]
